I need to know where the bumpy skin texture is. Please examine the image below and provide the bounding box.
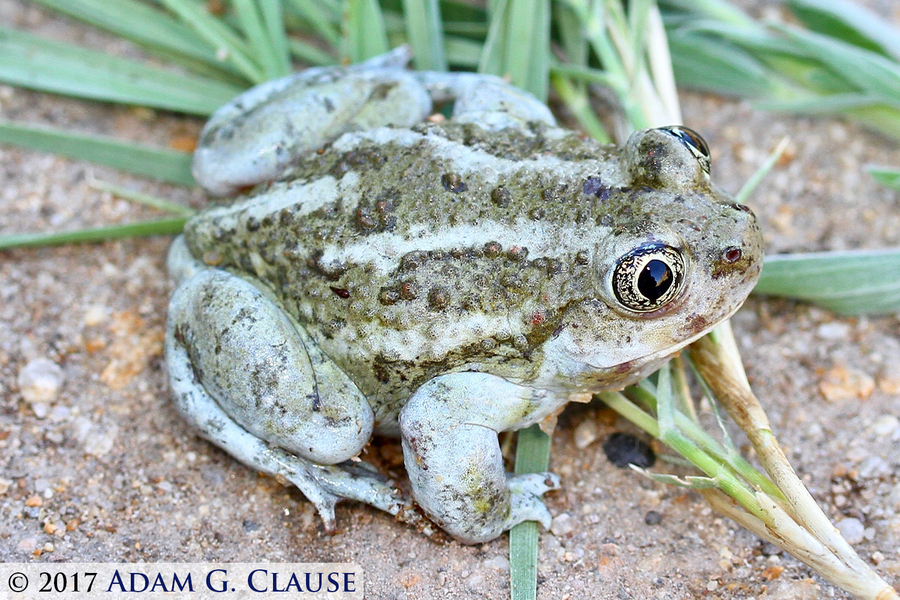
[166,49,763,543]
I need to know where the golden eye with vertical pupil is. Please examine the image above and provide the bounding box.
[659,126,711,177]
[612,244,686,313]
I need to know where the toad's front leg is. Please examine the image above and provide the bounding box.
[400,373,561,544]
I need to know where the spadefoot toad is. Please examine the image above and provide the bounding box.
[165,48,763,543]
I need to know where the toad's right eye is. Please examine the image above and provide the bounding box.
[612,244,685,313]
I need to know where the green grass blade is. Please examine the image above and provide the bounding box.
[734,136,789,203]
[0,121,195,186]
[868,166,900,190]
[285,0,341,46]
[159,0,266,84]
[259,0,293,75]
[754,250,900,315]
[787,0,900,62]
[667,30,785,98]
[479,0,550,101]
[510,424,551,600]
[0,26,240,115]
[770,24,900,103]
[30,0,243,80]
[754,93,900,114]
[444,35,482,68]
[341,0,390,63]
[0,217,187,250]
[402,0,446,71]
[234,0,290,80]
[89,180,195,216]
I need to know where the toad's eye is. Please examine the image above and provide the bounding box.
[612,244,685,312]
[660,126,710,177]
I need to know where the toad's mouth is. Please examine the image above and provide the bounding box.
[580,299,747,386]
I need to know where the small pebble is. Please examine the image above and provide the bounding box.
[17,357,64,408]
[551,512,576,537]
[573,420,599,449]
[871,415,899,437]
[816,322,850,340]
[836,517,865,545]
[644,510,662,526]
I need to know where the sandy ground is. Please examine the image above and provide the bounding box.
[1,1,898,598]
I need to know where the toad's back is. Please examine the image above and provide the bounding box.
[183,120,756,415]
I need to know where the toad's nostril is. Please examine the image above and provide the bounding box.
[722,247,742,263]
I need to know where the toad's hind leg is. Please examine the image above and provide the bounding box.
[400,373,561,544]
[416,71,557,130]
[166,263,413,531]
[193,46,432,196]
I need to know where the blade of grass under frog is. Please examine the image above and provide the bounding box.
[30,0,244,81]
[0,26,239,115]
[341,0,390,63]
[787,0,900,62]
[159,0,265,84]
[868,166,900,189]
[0,217,187,250]
[285,0,341,46]
[754,249,900,315]
[510,424,551,600]
[0,121,195,187]
[401,0,446,71]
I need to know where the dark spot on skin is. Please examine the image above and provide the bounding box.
[355,206,378,230]
[428,287,450,310]
[354,190,399,233]
[379,287,400,305]
[441,172,467,193]
[529,208,545,221]
[400,251,427,271]
[541,185,567,203]
[322,96,335,112]
[245,217,260,232]
[507,246,529,261]
[726,202,753,214]
[371,81,398,100]
[575,250,590,265]
[583,176,603,196]
[399,281,418,301]
[307,250,347,281]
[602,433,656,469]
[483,241,503,259]
[491,186,511,207]
[322,318,345,338]
[330,287,350,299]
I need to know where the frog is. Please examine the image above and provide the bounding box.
[165,47,763,544]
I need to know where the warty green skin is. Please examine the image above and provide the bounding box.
[183,120,761,429]
[165,52,763,543]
